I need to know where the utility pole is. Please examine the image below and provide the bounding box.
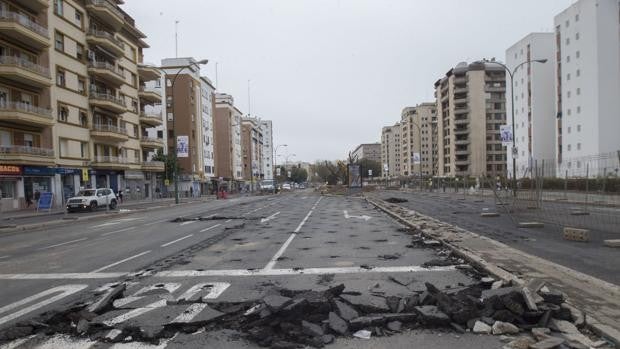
[174,20,179,58]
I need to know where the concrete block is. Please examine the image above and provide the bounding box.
[518,222,544,228]
[563,227,589,242]
[604,239,620,248]
[480,212,500,217]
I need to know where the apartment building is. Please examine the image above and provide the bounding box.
[506,33,556,178]
[554,0,620,176]
[200,75,215,192]
[259,119,273,180]
[400,103,437,177]
[241,117,264,189]
[435,61,507,178]
[380,123,400,178]
[0,0,163,211]
[213,93,242,190]
[351,143,381,164]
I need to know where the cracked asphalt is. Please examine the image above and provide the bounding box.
[0,191,504,348]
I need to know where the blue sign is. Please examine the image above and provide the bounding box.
[37,192,53,211]
[55,168,81,175]
[23,166,56,176]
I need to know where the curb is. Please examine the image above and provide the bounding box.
[365,195,620,347]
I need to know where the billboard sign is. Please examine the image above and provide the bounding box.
[500,125,513,146]
[412,152,421,165]
[348,164,362,188]
[177,135,189,158]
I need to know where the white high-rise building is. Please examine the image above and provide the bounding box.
[260,120,274,180]
[506,33,556,178]
[554,0,620,176]
[200,76,216,181]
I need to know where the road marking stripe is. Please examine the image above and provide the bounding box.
[103,299,166,326]
[0,335,36,349]
[38,238,87,250]
[264,197,322,271]
[0,255,10,259]
[180,220,197,226]
[157,265,457,277]
[0,285,88,326]
[200,224,221,232]
[161,234,194,247]
[176,282,230,301]
[35,334,96,349]
[0,273,126,279]
[171,303,208,323]
[101,226,136,237]
[90,251,151,273]
[225,219,232,223]
[134,283,181,296]
[144,219,168,226]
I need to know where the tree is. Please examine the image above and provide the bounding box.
[151,150,179,181]
[290,166,308,183]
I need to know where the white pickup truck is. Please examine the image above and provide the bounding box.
[66,188,117,212]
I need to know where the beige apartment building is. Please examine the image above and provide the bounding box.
[399,103,437,177]
[213,93,242,191]
[241,117,263,190]
[380,123,400,178]
[351,143,381,164]
[0,0,163,211]
[434,61,507,178]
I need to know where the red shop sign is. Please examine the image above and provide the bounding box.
[0,165,22,175]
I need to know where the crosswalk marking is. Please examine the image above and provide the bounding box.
[103,299,167,326]
[171,303,207,323]
[176,282,230,301]
[36,334,95,349]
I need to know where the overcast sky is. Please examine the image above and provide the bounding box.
[123,0,571,163]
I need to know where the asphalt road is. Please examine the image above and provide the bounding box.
[0,191,503,348]
[373,190,620,285]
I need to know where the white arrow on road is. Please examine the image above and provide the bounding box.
[260,211,281,223]
[343,210,372,221]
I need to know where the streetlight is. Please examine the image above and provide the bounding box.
[479,58,547,196]
[285,154,296,181]
[168,59,209,204]
[410,121,422,189]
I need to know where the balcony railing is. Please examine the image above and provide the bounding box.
[92,124,127,135]
[87,29,125,49]
[139,112,162,120]
[0,11,49,38]
[86,0,124,19]
[0,55,50,77]
[88,61,125,78]
[0,101,52,117]
[93,155,127,164]
[141,136,163,143]
[138,86,161,95]
[89,91,125,106]
[142,160,164,167]
[0,145,54,156]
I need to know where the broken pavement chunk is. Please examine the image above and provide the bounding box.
[263,294,292,312]
[87,283,126,314]
[492,321,520,335]
[387,321,402,332]
[473,320,492,334]
[301,320,324,337]
[340,293,390,313]
[529,337,565,349]
[413,305,450,326]
[328,312,348,335]
[333,299,359,321]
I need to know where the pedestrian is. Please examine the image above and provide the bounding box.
[34,190,40,208]
[190,186,194,198]
[118,190,123,204]
[26,195,33,208]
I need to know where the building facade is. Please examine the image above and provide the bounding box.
[380,123,400,178]
[506,33,556,178]
[241,117,264,190]
[351,143,381,164]
[435,61,507,178]
[400,103,437,177]
[213,93,242,190]
[259,119,273,180]
[553,0,620,176]
[0,0,164,211]
[199,76,215,192]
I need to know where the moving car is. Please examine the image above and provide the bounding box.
[66,188,117,212]
[259,179,276,193]
[281,183,292,191]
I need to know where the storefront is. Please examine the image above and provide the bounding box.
[123,170,145,200]
[89,170,119,192]
[22,166,55,208]
[55,168,81,204]
[0,165,22,211]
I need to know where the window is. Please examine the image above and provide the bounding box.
[155,79,161,88]
[131,73,137,87]
[80,142,87,158]
[576,69,580,77]
[577,125,581,132]
[56,69,65,87]
[576,51,580,59]
[565,38,570,45]
[76,44,84,60]
[567,126,571,134]
[567,144,571,151]
[168,130,173,138]
[575,14,579,21]
[54,0,63,15]
[575,32,580,40]
[58,104,68,122]
[577,106,581,113]
[577,143,581,150]
[23,134,34,147]
[74,10,82,27]
[576,88,580,95]
[79,111,87,127]
[566,55,570,63]
[567,91,571,98]
[77,78,85,94]
[567,108,571,116]
[567,73,571,80]
[166,79,172,87]
[55,32,64,51]
[565,20,569,27]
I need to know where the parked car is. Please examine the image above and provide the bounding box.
[281,183,292,191]
[66,188,117,212]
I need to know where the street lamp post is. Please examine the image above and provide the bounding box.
[410,121,423,189]
[168,59,209,204]
[479,58,547,196]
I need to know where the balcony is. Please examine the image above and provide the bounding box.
[454,86,468,94]
[88,61,125,86]
[140,136,164,149]
[85,0,124,31]
[91,155,129,170]
[0,101,53,127]
[454,117,469,125]
[453,76,467,84]
[0,11,49,50]
[0,56,51,88]
[455,139,470,145]
[455,149,469,156]
[454,97,467,104]
[454,127,469,135]
[0,145,54,165]
[91,124,128,142]
[21,0,48,11]
[485,85,505,92]
[139,112,163,127]
[86,29,125,57]
[142,161,165,172]
[138,86,161,104]
[89,92,126,114]
[454,107,469,115]
[137,64,160,81]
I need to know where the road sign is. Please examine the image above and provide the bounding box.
[81,168,89,181]
[37,192,53,212]
[368,169,372,176]
[165,179,170,186]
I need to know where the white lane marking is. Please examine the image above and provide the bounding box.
[176,282,230,301]
[144,219,168,226]
[103,299,167,326]
[180,220,197,226]
[260,211,281,223]
[0,285,88,326]
[90,250,151,273]
[0,335,36,349]
[200,224,221,232]
[343,210,372,221]
[157,265,457,277]
[91,218,137,228]
[0,273,125,280]
[171,303,208,323]
[0,255,10,259]
[161,234,193,247]
[101,226,136,237]
[38,237,87,250]
[112,296,144,308]
[225,219,232,223]
[35,334,95,349]
[109,337,172,348]
[263,197,322,271]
